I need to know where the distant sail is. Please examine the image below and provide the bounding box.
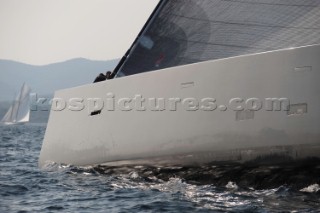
[115,0,320,77]
[1,83,31,124]
[1,105,14,123]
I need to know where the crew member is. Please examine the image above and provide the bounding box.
[93,73,106,83]
[106,71,112,80]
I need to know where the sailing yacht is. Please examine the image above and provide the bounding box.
[39,0,320,167]
[1,83,31,125]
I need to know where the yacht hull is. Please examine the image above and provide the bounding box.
[39,45,320,168]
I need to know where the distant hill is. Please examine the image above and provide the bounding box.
[0,58,119,101]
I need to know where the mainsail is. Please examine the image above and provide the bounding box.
[1,83,31,124]
[115,0,320,77]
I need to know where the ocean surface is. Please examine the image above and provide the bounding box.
[1,124,319,213]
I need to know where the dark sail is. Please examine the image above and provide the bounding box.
[115,0,320,77]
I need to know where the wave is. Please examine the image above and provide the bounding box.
[42,157,320,191]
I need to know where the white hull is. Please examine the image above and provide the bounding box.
[39,45,320,168]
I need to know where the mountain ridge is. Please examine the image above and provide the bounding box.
[0,58,118,70]
[0,58,119,101]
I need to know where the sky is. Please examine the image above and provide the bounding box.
[0,0,159,65]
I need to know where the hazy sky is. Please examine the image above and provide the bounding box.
[0,0,159,65]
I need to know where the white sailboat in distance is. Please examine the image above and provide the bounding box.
[1,83,31,125]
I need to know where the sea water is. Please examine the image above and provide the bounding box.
[1,124,319,212]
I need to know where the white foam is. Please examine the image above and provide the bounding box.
[226,181,239,190]
[300,184,320,193]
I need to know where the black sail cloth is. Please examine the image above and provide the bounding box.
[115,0,320,77]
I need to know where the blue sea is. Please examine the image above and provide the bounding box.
[1,124,319,212]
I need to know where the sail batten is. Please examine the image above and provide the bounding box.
[115,0,320,77]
